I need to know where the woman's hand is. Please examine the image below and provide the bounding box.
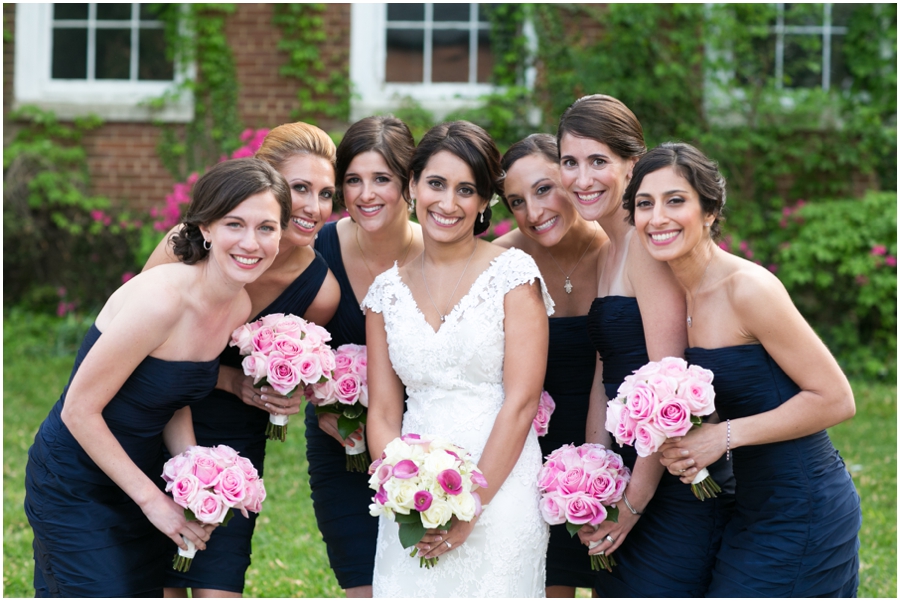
[659,422,727,484]
[416,516,478,560]
[234,374,302,416]
[317,413,364,447]
[139,491,216,551]
[577,508,641,557]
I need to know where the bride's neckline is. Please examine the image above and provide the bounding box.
[390,248,514,335]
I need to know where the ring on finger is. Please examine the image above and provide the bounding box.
[678,468,686,473]
[605,534,615,544]
[445,541,452,549]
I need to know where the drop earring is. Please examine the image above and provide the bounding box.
[479,211,484,223]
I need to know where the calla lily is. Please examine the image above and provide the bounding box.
[414,490,433,511]
[393,459,419,479]
[437,469,463,495]
[470,469,488,489]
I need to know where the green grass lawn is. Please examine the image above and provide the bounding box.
[3,312,896,597]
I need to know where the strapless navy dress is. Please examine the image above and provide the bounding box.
[541,315,596,588]
[165,252,329,592]
[25,324,218,597]
[587,296,735,597]
[305,221,378,588]
[685,344,861,597]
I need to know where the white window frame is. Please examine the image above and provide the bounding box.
[14,3,193,122]
[350,3,535,121]
[772,3,848,91]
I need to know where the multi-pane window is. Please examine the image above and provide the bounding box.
[385,3,492,84]
[51,3,173,82]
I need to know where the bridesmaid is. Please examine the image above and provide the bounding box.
[493,133,606,597]
[24,158,291,597]
[557,94,734,597]
[306,115,423,597]
[628,142,861,597]
[145,122,341,597]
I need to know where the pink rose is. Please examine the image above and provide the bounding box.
[655,397,693,438]
[189,489,231,524]
[251,326,277,354]
[632,361,662,381]
[558,467,586,495]
[311,379,337,405]
[614,414,638,447]
[259,313,285,328]
[213,466,248,506]
[243,479,266,514]
[626,383,658,422]
[687,364,714,385]
[579,445,613,473]
[605,399,627,440]
[162,454,192,486]
[533,404,552,437]
[273,314,307,337]
[537,462,563,492]
[303,323,332,346]
[230,324,255,354]
[273,336,304,360]
[209,444,240,468]
[634,422,667,457]
[584,469,618,505]
[241,352,269,384]
[192,453,222,486]
[334,373,362,405]
[358,384,369,408]
[333,351,354,377]
[235,456,259,482]
[646,373,677,398]
[540,491,567,525]
[171,474,202,507]
[658,357,689,379]
[267,354,302,395]
[295,354,324,386]
[682,378,716,416]
[564,494,607,526]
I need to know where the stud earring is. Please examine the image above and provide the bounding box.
[203,239,212,250]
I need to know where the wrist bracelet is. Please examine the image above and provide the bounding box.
[622,492,643,516]
[726,419,732,461]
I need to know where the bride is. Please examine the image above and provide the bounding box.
[364,121,553,597]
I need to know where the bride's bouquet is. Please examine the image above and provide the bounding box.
[537,443,630,572]
[230,313,336,442]
[605,357,721,500]
[162,444,266,572]
[368,434,487,568]
[307,344,370,472]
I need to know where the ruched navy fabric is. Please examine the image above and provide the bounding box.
[686,344,861,597]
[25,324,218,597]
[305,221,378,589]
[164,251,329,592]
[587,296,735,597]
[541,315,596,588]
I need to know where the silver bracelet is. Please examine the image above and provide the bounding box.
[726,419,732,461]
[622,492,643,516]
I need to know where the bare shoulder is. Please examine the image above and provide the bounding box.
[724,255,790,313]
[492,229,529,251]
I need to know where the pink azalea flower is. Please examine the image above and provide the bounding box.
[871,245,887,256]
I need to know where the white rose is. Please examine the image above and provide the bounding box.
[383,438,414,463]
[385,479,419,513]
[423,449,457,474]
[446,491,477,522]
[421,498,454,529]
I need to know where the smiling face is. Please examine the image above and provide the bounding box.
[559,133,636,222]
[504,154,582,248]
[412,150,488,244]
[278,153,335,248]
[200,191,283,284]
[632,166,714,263]
[343,150,407,233]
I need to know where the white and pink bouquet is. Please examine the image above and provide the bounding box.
[307,344,369,472]
[161,444,266,572]
[533,390,556,437]
[230,313,336,442]
[605,356,721,500]
[537,443,631,572]
[368,434,487,569]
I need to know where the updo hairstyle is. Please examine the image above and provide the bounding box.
[334,115,416,209]
[255,121,337,172]
[497,133,559,209]
[408,121,501,236]
[556,94,647,161]
[622,142,727,240]
[171,158,292,264]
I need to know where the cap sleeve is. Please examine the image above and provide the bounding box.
[498,248,555,317]
[360,262,399,315]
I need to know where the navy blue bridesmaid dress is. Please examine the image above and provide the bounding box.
[541,315,596,589]
[305,221,379,589]
[25,324,218,597]
[587,296,735,597]
[685,344,861,597]
[164,252,329,592]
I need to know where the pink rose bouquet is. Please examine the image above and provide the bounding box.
[368,434,487,569]
[537,443,631,572]
[161,444,266,572]
[605,357,721,500]
[533,390,556,437]
[307,344,370,472]
[230,313,336,442]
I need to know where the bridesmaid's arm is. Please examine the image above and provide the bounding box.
[661,267,855,482]
[303,269,341,326]
[584,353,613,446]
[365,309,405,461]
[162,406,197,456]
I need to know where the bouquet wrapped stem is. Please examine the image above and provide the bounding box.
[587,537,617,572]
[690,467,722,501]
[172,536,196,572]
[265,413,289,442]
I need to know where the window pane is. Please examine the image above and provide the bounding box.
[386,28,424,83]
[96,28,132,79]
[830,35,852,91]
[478,4,493,22]
[52,28,87,78]
[783,3,823,26]
[434,3,470,22]
[783,34,822,88]
[387,4,424,22]
[140,4,167,20]
[54,4,88,20]
[476,28,492,83]
[432,29,469,83]
[97,4,132,20]
[139,28,173,80]
[831,3,859,27]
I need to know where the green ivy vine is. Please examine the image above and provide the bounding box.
[272,3,351,124]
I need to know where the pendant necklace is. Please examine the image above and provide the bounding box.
[422,240,478,323]
[545,226,598,294]
[357,222,414,280]
[686,250,715,328]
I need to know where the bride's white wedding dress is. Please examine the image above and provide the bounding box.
[362,248,553,598]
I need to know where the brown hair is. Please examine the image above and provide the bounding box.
[171,158,292,264]
[557,94,646,160]
[335,115,416,209]
[497,133,559,209]
[255,121,336,172]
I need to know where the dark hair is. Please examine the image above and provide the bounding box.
[623,142,727,239]
[171,158,292,264]
[556,94,647,160]
[409,121,501,236]
[255,121,336,171]
[335,115,416,209]
[497,133,559,209]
